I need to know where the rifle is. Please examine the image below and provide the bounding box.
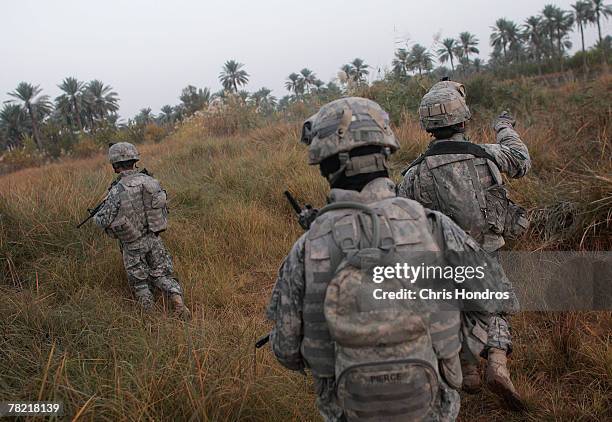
[76,199,108,228]
[255,334,270,349]
[256,191,318,349]
[76,178,120,229]
[284,190,318,231]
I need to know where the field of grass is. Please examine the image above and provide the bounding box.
[1,75,610,421]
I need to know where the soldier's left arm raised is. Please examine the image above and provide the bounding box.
[481,112,531,179]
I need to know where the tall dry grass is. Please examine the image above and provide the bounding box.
[0,76,610,421]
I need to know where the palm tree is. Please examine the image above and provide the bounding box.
[299,68,317,94]
[524,16,545,73]
[542,4,559,59]
[339,64,354,83]
[237,90,250,103]
[158,105,175,126]
[285,72,303,96]
[219,60,249,93]
[542,5,575,69]
[554,7,575,66]
[506,21,524,62]
[251,87,277,113]
[7,82,51,150]
[135,108,154,125]
[473,58,484,72]
[350,58,370,83]
[57,77,85,131]
[0,103,26,148]
[458,32,480,65]
[180,85,210,115]
[392,48,410,77]
[84,80,119,131]
[573,1,595,69]
[408,44,433,76]
[589,0,612,43]
[491,19,513,60]
[312,79,325,91]
[437,38,458,72]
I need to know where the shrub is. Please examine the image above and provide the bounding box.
[72,136,100,158]
[143,123,168,143]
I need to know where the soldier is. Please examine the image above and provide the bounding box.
[267,98,517,421]
[93,142,190,320]
[397,80,531,410]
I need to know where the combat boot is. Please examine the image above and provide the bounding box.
[461,359,481,393]
[486,348,525,411]
[170,294,191,321]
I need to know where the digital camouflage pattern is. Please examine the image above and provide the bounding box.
[418,82,471,130]
[108,142,140,164]
[301,97,399,165]
[121,233,182,308]
[398,123,531,252]
[268,177,517,421]
[94,168,182,308]
[398,112,530,359]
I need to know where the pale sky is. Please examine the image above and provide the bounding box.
[1,0,609,119]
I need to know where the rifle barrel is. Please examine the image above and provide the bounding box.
[284,191,302,215]
[255,333,270,349]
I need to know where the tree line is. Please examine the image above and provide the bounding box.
[1,1,610,154]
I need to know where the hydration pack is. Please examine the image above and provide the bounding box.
[310,200,460,421]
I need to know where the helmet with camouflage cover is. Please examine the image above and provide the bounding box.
[301,97,399,165]
[419,81,471,131]
[108,142,140,164]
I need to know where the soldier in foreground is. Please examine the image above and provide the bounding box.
[398,80,531,410]
[93,142,190,320]
[267,98,516,421]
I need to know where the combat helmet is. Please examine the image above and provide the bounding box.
[419,80,471,131]
[301,97,399,165]
[108,142,140,164]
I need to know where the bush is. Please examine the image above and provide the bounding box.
[72,137,100,158]
[0,135,46,174]
[143,123,168,143]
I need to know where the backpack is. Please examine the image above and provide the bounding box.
[317,201,458,421]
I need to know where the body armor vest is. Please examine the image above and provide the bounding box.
[108,172,168,242]
[408,139,506,251]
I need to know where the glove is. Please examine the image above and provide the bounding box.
[298,206,319,231]
[493,111,516,133]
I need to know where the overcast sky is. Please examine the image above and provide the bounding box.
[1,0,609,119]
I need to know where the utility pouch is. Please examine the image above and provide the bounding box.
[144,189,168,233]
[109,215,140,243]
[505,200,529,239]
[484,185,508,235]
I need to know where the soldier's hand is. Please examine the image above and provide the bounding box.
[298,206,319,231]
[493,111,516,132]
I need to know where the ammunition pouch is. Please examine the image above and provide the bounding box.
[144,188,168,233]
[108,215,141,243]
[485,185,529,239]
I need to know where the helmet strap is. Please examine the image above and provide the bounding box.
[326,150,389,184]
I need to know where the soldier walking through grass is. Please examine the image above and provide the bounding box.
[267,97,517,421]
[93,142,190,320]
[398,80,531,410]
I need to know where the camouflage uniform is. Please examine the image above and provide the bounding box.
[268,178,518,421]
[397,110,530,359]
[267,98,517,421]
[94,143,185,311]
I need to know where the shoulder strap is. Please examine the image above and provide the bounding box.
[401,141,496,175]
